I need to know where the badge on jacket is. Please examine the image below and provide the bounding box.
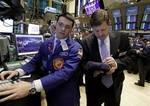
[53,58,64,70]
[78,48,83,59]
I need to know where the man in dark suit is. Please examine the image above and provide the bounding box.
[82,9,136,106]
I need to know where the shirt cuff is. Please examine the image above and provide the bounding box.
[33,79,44,92]
[15,68,26,76]
[114,61,118,69]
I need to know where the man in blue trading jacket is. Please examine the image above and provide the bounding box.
[0,12,83,106]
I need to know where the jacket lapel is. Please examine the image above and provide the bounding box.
[92,34,101,61]
[109,31,119,57]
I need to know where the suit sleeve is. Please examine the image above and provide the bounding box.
[115,33,137,72]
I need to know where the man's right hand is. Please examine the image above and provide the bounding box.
[0,71,19,80]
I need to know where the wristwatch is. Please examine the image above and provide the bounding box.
[29,82,36,95]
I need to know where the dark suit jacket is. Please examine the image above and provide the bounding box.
[82,31,136,101]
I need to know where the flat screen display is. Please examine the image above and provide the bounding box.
[141,23,150,30]
[126,15,137,22]
[15,34,44,56]
[84,0,100,16]
[143,34,150,40]
[142,14,150,22]
[0,19,13,33]
[28,24,40,34]
[126,23,135,30]
[115,24,122,30]
[114,17,121,23]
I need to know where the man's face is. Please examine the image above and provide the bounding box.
[93,21,110,40]
[55,16,73,39]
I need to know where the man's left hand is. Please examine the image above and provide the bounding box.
[0,81,31,103]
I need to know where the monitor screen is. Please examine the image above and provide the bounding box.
[126,23,135,30]
[84,0,100,16]
[0,19,13,33]
[28,24,40,34]
[0,37,10,62]
[143,34,150,40]
[141,23,150,30]
[115,24,122,30]
[15,34,44,56]
[142,14,150,22]
[126,15,137,22]
[114,17,121,23]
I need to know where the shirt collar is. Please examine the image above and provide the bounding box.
[98,35,110,45]
[54,33,68,43]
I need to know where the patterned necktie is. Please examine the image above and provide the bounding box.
[100,40,113,88]
[54,40,61,52]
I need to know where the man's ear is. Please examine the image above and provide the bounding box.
[107,19,112,26]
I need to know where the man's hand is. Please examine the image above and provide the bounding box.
[0,71,19,80]
[0,81,31,103]
[93,70,104,77]
[103,56,117,75]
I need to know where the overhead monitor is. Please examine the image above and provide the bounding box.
[126,15,137,22]
[28,24,40,34]
[0,19,13,33]
[126,6,138,16]
[126,6,138,30]
[142,14,150,22]
[15,34,44,56]
[114,17,121,23]
[140,4,150,30]
[115,24,122,30]
[143,34,150,40]
[112,9,122,23]
[126,23,136,30]
[141,23,150,30]
[84,0,100,16]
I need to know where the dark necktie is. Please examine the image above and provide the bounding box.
[54,40,61,52]
[100,40,113,88]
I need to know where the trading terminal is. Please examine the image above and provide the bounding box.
[0,0,150,106]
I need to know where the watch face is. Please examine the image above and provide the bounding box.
[29,83,36,95]
[29,88,36,95]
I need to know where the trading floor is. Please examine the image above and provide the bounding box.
[80,71,150,106]
[41,71,150,106]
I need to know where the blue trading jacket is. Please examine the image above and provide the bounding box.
[21,35,83,106]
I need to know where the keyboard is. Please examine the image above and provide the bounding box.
[7,64,22,70]
[0,77,21,99]
[4,61,26,71]
[0,77,21,89]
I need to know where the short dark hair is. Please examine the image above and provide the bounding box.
[57,12,75,27]
[90,9,110,27]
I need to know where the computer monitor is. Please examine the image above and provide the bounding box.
[28,24,40,34]
[84,0,100,16]
[126,15,137,22]
[142,14,150,22]
[15,34,44,56]
[0,19,14,33]
[126,23,136,30]
[115,24,122,30]
[143,34,150,40]
[114,17,121,23]
[0,37,10,63]
[141,23,150,30]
